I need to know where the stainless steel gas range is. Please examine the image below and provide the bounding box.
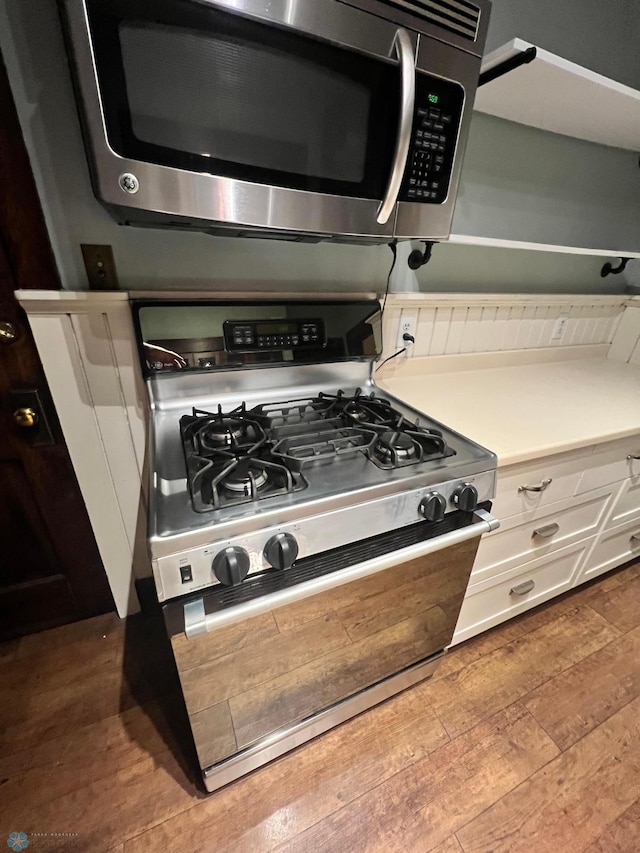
[134,298,498,792]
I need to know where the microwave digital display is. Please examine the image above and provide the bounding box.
[399,73,465,206]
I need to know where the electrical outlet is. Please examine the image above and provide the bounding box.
[81,244,119,290]
[396,313,417,349]
[551,315,569,341]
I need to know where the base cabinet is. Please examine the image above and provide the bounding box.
[580,518,640,583]
[453,540,589,644]
[452,435,640,645]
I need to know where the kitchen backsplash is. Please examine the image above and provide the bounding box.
[382,295,624,360]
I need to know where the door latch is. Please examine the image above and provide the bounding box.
[9,389,54,446]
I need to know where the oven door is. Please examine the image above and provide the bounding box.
[164,507,498,791]
[63,0,419,239]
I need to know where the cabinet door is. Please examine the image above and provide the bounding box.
[453,540,589,645]
[492,448,591,521]
[472,487,612,584]
[581,518,640,583]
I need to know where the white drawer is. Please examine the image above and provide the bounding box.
[580,517,640,582]
[472,487,613,584]
[453,541,589,645]
[605,476,640,530]
[493,447,593,521]
[576,435,640,494]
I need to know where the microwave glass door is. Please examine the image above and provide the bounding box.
[86,0,401,201]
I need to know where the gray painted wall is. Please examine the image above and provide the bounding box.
[485,0,640,90]
[452,113,640,256]
[0,0,637,295]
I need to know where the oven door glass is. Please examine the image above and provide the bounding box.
[86,0,401,200]
[166,528,481,772]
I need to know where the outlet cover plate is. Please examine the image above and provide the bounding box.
[396,313,417,349]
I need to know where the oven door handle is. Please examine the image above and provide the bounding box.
[376,28,415,225]
[183,508,499,639]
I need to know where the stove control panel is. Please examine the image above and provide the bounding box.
[223,319,326,352]
[153,469,497,601]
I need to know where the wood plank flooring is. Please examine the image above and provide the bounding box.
[1,562,640,852]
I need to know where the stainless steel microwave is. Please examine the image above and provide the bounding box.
[60,0,490,242]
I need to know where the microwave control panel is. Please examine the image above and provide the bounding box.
[224,319,326,352]
[399,74,465,205]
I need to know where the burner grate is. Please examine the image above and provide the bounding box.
[272,427,377,471]
[370,427,453,470]
[179,391,456,513]
[181,406,307,512]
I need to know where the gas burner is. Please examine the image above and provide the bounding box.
[223,460,269,494]
[182,406,267,456]
[369,425,454,470]
[374,430,418,465]
[180,406,307,511]
[201,418,252,450]
[316,390,398,427]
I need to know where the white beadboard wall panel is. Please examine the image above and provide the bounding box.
[414,307,435,357]
[444,307,467,355]
[477,307,498,352]
[430,307,452,356]
[383,295,625,361]
[70,312,145,557]
[17,292,149,617]
[459,306,482,353]
[106,311,148,478]
[608,302,640,363]
[27,313,140,617]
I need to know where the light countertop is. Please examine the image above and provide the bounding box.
[376,346,640,467]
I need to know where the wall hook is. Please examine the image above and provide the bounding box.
[408,241,436,270]
[601,257,631,277]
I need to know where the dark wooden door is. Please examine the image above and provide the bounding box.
[0,53,114,639]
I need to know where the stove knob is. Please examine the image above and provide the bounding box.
[264,533,299,571]
[452,483,479,513]
[419,492,447,522]
[212,547,250,586]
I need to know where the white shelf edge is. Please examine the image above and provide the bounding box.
[481,38,640,101]
[475,38,640,151]
[448,234,640,260]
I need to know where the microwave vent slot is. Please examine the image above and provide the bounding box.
[379,0,480,42]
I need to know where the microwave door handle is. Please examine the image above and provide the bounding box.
[377,28,416,225]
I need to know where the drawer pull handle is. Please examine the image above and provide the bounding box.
[510,580,535,596]
[630,533,640,545]
[518,478,552,494]
[627,454,640,461]
[532,523,560,539]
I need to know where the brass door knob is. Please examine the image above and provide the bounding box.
[0,321,17,343]
[13,407,38,428]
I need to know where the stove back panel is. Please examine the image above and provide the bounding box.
[132,298,381,379]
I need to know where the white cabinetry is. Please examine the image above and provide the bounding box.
[453,435,640,644]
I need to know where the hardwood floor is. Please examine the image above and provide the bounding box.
[1,563,640,852]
